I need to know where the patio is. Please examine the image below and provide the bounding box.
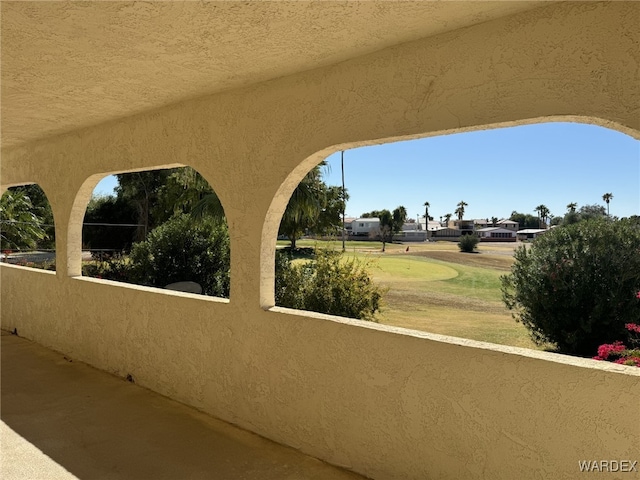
[1,331,364,480]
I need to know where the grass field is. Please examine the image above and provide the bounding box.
[278,238,542,350]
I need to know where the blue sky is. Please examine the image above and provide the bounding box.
[95,122,639,220]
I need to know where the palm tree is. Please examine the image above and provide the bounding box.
[423,201,430,236]
[602,193,613,216]
[455,200,467,221]
[444,213,452,225]
[0,189,48,250]
[534,204,550,228]
[566,202,577,213]
[278,165,325,249]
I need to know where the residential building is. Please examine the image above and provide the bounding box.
[476,227,517,242]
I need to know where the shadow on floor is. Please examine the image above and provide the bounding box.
[1,331,366,480]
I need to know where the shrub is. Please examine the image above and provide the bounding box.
[128,214,230,297]
[275,250,383,321]
[458,234,479,253]
[592,293,640,368]
[82,255,132,281]
[501,218,640,356]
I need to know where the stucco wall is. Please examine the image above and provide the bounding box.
[2,3,639,479]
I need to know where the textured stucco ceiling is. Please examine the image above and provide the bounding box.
[1,1,543,149]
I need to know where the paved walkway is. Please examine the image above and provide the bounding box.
[1,331,366,480]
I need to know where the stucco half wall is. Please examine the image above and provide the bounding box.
[2,2,639,479]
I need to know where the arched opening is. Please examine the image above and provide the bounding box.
[77,166,230,298]
[264,121,639,353]
[0,184,56,271]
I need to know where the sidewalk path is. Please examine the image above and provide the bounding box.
[1,331,366,480]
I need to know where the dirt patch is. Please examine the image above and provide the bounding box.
[399,250,514,271]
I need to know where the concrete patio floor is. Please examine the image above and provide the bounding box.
[1,331,367,480]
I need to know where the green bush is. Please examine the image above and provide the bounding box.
[275,250,383,321]
[501,218,640,356]
[458,233,479,253]
[82,255,132,281]
[128,214,230,297]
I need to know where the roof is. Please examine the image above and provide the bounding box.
[476,227,515,232]
[517,229,548,234]
[497,219,519,224]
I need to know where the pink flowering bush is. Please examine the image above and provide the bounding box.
[593,292,640,367]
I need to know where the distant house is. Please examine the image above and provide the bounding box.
[496,219,519,231]
[474,219,493,229]
[402,221,419,231]
[343,217,356,234]
[418,219,442,232]
[449,219,474,233]
[352,218,380,236]
[430,227,463,241]
[516,228,548,241]
[476,227,517,242]
[474,218,519,230]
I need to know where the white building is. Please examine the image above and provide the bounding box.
[351,218,380,236]
[476,227,517,242]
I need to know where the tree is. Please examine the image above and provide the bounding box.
[368,206,406,252]
[510,211,538,229]
[550,215,563,226]
[455,201,467,220]
[444,213,452,225]
[579,204,606,221]
[491,216,498,227]
[279,165,324,249]
[315,186,349,237]
[501,218,640,356]
[115,169,175,241]
[423,201,430,233]
[373,209,394,252]
[278,163,346,249]
[602,192,613,216]
[157,167,225,224]
[83,194,138,253]
[0,188,49,250]
[562,211,580,225]
[566,202,577,213]
[534,204,550,229]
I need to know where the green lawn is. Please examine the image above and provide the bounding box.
[282,239,540,349]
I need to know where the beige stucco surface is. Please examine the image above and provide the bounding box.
[2,2,639,479]
[1,1,545,149]
[1,331,366,480]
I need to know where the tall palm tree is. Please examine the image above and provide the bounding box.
[423,201,430,235]
[534,204,550,228]
[602,193,613,216]
[455,200,467,221]
[566,202,577,213]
